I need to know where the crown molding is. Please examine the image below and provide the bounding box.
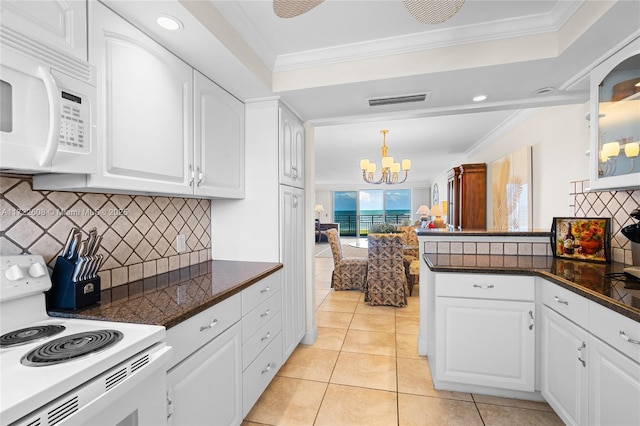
[273,2,583,72]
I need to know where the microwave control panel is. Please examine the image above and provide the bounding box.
[58,90,89,154]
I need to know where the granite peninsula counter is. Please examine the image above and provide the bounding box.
[423,253,640,323]
[48,260,283,329]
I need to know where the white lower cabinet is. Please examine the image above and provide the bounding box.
[436,297,536,391]
[166,322,242,426]
[541,306,589,425]
[588,334,640,425]
[434,274,536,392]
[165,293,243,426]
[541,279,640,426]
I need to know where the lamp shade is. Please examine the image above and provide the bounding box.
[314,204,324,213]
[625,142,640,158]
[415,205,430,215]
[430,204,443,217]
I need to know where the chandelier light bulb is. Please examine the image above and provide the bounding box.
[402,159,411,170]
[360,159,370,170]
[625,142,639,158]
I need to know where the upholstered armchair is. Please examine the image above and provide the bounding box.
[397,225,419,288]
[366,233,408,307]
[324,228,368,291]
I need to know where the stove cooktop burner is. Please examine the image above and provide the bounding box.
[0,325,66,348]
[20,330,123,367]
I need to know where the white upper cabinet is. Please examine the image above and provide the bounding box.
[87,1,193,194]
[589,37,640,190]
[194,71,245,198]
[35,2,245,198]
[0,0,87,61]
[279,106,304,188]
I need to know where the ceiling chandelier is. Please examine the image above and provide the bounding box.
[360,130,411,185]
[273,0,466,24]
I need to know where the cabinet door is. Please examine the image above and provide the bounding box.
[588,38,640,190]
[279,106,304,188]
[167,322,242,426]
[0,0,87,61]
[541,306,589,426]
[280,185,306,359]
[89,1,193,194]
[194,71,245,198]
[435,297,535,391]
[588,335,640,426]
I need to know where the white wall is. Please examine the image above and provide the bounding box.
[211,100,280,261]
[315,190,333,223]
[433,103,590,230]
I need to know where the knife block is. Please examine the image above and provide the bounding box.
[48,256,101,310]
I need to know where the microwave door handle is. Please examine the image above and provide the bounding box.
[37,66,61,167]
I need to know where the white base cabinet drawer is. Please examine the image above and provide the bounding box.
[243,310,282,371]
[243,333,283,417]
[167,293,241,369]
[436,273,534,301]
[242,271,282,315]
[242,292,282,343]
[589,301,640,362]
[541,279,588,328]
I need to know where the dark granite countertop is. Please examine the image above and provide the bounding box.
[424,253,640,323]
[48,260,283,329]
[416,229,551,237]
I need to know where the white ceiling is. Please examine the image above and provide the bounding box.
[103,0,640,189]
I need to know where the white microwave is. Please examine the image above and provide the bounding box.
[0,29,97,174]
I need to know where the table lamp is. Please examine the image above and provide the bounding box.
[315,204,324,221]
[431,203,445,228]
[415,205,430,228]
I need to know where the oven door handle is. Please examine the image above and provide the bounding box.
[38,66,62,168]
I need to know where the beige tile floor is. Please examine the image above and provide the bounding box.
[243,242,564,426]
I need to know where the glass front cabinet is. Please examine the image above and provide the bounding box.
[589,38,640,190]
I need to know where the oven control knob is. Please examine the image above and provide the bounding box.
[5,265,25,281]
[28,263,47,278]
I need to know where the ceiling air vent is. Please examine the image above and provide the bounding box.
[366,92,431,107]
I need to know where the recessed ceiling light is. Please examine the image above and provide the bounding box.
[473,95,487,102]
[157,15,183,31]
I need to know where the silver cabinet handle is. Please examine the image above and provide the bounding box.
[260,309,271,318]
[291,167,298,179]
[196,166,203,187]
[554,296,569,305]
[472,284,494,289]
[200,318,218,331]
[261,363,272,375]
[577,341,586,367]
[260,286,271,294]
[188,164,195,186]
[619,331,640,345]
[261,332,271,342]
[528,310,534,330]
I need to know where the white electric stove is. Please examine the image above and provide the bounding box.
[0,255,172,426]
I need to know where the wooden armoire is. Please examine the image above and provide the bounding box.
[446,163,487,230]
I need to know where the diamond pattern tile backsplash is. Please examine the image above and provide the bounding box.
[570,180,640,265]
[1,175,211,288]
